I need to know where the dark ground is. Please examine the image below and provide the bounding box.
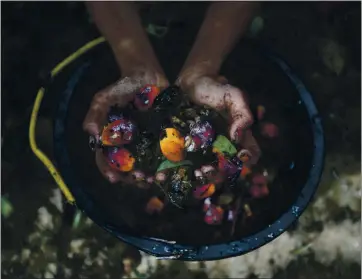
[1,2,361,279]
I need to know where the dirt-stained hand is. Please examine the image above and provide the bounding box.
[177,74,261,165]
[83,69,169,183]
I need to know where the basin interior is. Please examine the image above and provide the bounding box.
[48,41,314,246]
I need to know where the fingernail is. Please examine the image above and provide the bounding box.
[107,174,116,183]
[89,135,101,151]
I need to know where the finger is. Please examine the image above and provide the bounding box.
[83,90,111,136]
[188,78,253,137]
[238,129,261,165]
[189,77,228,110]
[224,86,253,141]
[109,78,138,105]
[110,73,168,103]
[216,76,228,85]
[95,149,125,184]
[83,78,138,136]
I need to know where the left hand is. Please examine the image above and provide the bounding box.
[83,68,169,184]
[177,70,261,165]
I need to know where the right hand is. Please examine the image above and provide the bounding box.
[83,68,169,184]
[177,66,261,165]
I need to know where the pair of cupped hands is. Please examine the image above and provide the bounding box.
[83,65,261,184]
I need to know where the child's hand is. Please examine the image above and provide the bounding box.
[177,71,260,165]
[83,69,169,183]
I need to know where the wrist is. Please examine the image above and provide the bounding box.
[119,65,169,89]
[112,45,164,78]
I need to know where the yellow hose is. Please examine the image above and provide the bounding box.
[29,37,106,204]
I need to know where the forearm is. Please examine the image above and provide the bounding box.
[179,2,259,79]
[86,1,163,75]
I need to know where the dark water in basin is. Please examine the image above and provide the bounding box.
[48,40,314,246]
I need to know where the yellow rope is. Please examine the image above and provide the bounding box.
[51,37,105,77]
[29,37,106,204]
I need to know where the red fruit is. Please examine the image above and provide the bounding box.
[204,205,224,225]
[105,147,135,172]
[145,197,164,214]
[260,122,279,138]
[185,135,203,152]
[101,118,136,146]
[189,120,215,149]
[134,85,160,110]
[193,183,216,199]
[250,174,269,198]
[217,154,240,178]
[252,174,267,185]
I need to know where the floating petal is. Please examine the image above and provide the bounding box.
[193,183,216,199]
[250,174,269,198]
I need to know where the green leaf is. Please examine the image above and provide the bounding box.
[212,135,237,156]
[145,24,168,38]
[321,40,345,76]
[249,16,264,37]
[1,196,13,218]
[72,210,82,230]
[156,160,193,173]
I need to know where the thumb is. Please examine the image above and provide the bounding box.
[83,90,110,136]
[216,76,228,85]
[225,86,253,141]
[83,78,136,136]
[237,129,261,165]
